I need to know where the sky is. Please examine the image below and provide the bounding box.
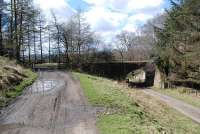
[34,0,170,43]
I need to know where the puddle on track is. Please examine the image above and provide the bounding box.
[28,79,62,94]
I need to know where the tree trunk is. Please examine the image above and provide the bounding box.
[40,21,43,63]
[10,0,14,58]
[14,0,20,61]
[19,8,23,62]
[63,35,69,63]
[56,24,60,63]
[49,32,51,63]
[22,36,25,63]
[28,25,31,63]
[34,30,37,63]
[57,31,61,64]
[0,0,3,56]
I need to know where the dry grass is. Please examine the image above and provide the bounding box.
[122,87,200,134]
[0,56,37,107]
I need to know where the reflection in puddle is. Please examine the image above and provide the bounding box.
[30,80,58,93]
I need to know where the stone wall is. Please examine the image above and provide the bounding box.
[153,67,165,89]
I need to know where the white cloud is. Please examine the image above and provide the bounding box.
[85,7,127,32]
[83,0,164,11]
[129,13,154,22]
[83,0,164,38]
[128,0,164,10]
[34,0,76,22]
[122,13,153,32]
[123,23,137,32]
[84,6,128,42]
[34,0,67,10]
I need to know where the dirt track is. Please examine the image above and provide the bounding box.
[143,89,200,124]
[0,71,99,134]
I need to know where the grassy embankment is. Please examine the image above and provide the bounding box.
[74,72,200,134]
[154,88,200,108]
[0,57,37,107]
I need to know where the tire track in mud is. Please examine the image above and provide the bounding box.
[28,96,43,124]
[49,89,63,134]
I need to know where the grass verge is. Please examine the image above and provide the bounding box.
[0,69,37,107]
[74,72,200,134]
[153,88,200,108]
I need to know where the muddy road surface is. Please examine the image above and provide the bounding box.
[0,71,99,134]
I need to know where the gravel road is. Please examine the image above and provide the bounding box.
[143,89,200,123]
[0,71,99,134]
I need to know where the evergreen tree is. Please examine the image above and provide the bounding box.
[155,0,200,88]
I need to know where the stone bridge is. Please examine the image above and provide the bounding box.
[81,61,156,87]
[33,61,160,87]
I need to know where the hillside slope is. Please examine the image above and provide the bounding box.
[0,57,37,107]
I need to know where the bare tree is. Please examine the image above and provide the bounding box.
[73,11,94,63]
[114,31,132,62]
[51,11,62,63]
